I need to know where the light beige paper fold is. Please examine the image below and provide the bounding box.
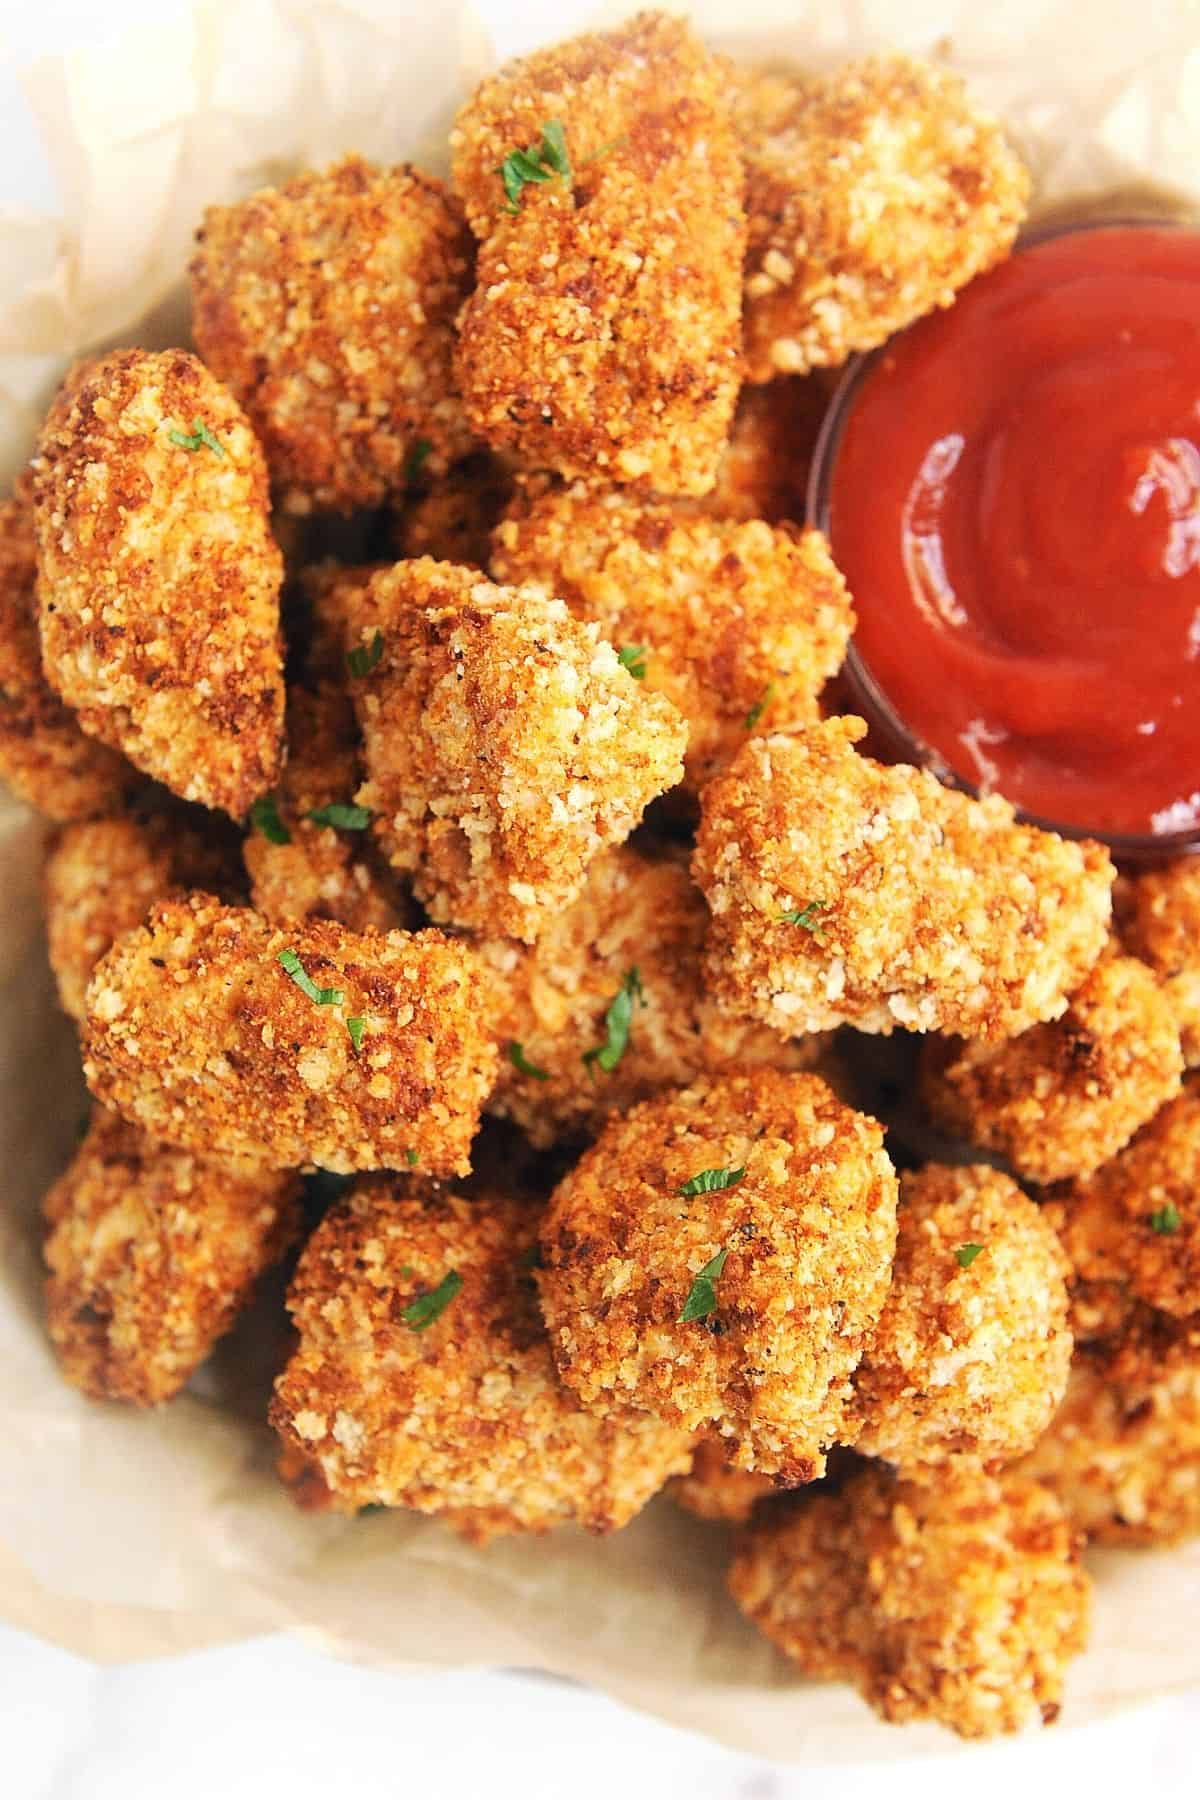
[0,0,1197,1761]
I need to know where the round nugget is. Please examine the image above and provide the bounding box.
[1045,1084,1200,1318]
[491,485,854,793]
[482,844,824,1148]
[693,718,1114,1039]
[1120,858,1200,1066]
[848,1164,1072,1471]
[270,1180,694,1536]
[191,156,475,513]
[729,1462,1090,1739]
[537,1070,899,1480]
[669,1437,778,1524]
[43,1106,300,1405]
[83,894,500,1175]
[345,559,686,942]
[32,349,285,816]
[737,55,1028,381]
[921,952,1183,1183]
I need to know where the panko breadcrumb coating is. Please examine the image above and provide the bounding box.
[538,1070,898,1479]
[271,1181,694,1535]
[482,844,823,1147]
[699,375,831,526]
[190,156,475,513]
[83,894,500,1175]
[451,13,744,495]
[345,559,686,941]
[737,55,1029,381]
[1120,858,1200,1066]
[694,718,1114,1040]
[391,453,515,570]
[728,1463,1090,1739]
[1045,1084,1200,1318]
[491,484,854,792]
[32,350,285,816]
[43,1107,300,1405]
[669,1436,778,1524]
[920,952,1183,1184]
[848,1164,1072,1472]
[44,804,242,1022]
[0,488,133,821]
[1017,1300,1200,1546]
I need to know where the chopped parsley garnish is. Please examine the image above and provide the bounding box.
[405,1148,420,1167]
[168,416,226,457]
[1150,1202,1182,1235]
[307,801,372,831]
[618,644,648,680]
[498,118,572,214]
[346,629,384,678]
[744,682,775,730]
[405,438,433,483]
[346,1015,366,1053]
[679,1248,729,1324]
[679,1165,745,1197]
[509,1041,550,1081]
[403,1269,462,1331]
[358,1503,387,1516]
[276,947,345,1007]
[583,966,645,1075]
[955,1243,984,1269]
[779,901,825,931]
[249,792,290,844]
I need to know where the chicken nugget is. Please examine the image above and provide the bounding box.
[483,844,822,1147]
[32,349,285,816]
[43,1106,300,1405]
[693,717,1114,1039]
[451,13,744,495]
[1119,858,1200,1066]
[270,1180,693,1535]
[345,559,685,942]
[847,1165,1072,1471]
[1044,1084,1200,1318]
[538,1070,898,1480]
[0,486,133,821]
[83,894,500,1174]
[491,485,853,793]
[669,1436,778,1524]
[728,1462,1090,1739]
[191,157,475,513]
[391,452,515,570]
[737,55,1028,382]
[699,375,831,526]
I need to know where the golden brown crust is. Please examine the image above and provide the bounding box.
[537,1070,898,1479]
[693,718,1114,1040]
[451,13,744,495]
[32,350,285,816]
[43,1107,300,1405]
[848,1164,1072,1471]
[737,55,1029,380]
[190,156,475,513]
[82,894,500,1174]
[728,1463,1090,1739]
[270,1181,693,1533]
[1120,858,1200,1066]
[698,375,831,525]
[669,1436,778,1524]
[391,453,516,570]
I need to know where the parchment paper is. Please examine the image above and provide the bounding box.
[1,0,1198,1762]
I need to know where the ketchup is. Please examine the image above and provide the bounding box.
[827,224,1200,841]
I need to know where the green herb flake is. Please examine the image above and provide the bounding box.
[618,644,648,680]
[358,1503,387,1516]
[779,901,825,931]
[744,682,775,731]
[679,1248,729,1324]
[405,438,433,483]
[583,966,645,1075]
[956,1242,985,1269]
[346,629,384,678]
[498,118,572,214]
[346,1015,366,1054]
[168,416,226,458]
[403,1269,463,1332]
[276,947,345,1008]
[1150,1202,1182,1235]
[307,801,372,831]
[509,1040,550,1081]
[249,792,291,845]
[405,1148,420,1167]
[678,1165,745,1198]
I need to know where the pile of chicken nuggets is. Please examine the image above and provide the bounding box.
[3,9,1198,1742]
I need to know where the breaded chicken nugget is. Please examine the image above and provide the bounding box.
[43,1106,299,1405]
[391,452,515,570]
[693,718,1114,1039]
[1017,1299,1200,1546]
[0,486,133,821]
[669,1436,778,1524]
[451,13,744,495]
[190,157,475,513]
[699,375,831,526]
[847,1165,1072,1471]
[344,559,686,942]
[271,1180,693,1535]
[44,803,242,1022]
[920,953,1183,1185]
[482,843,822,1147]
[737,55,1028,381]
[1045,1084,1200,1318]
[1120,858,1200,1066]
[491,484,854,793]
[728,1462,1090,1739]
[83,894,500,1175]
[32,350,285,816]
[538,1070,898,1479]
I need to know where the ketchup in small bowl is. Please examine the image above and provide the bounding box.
[814,221,1200,854]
